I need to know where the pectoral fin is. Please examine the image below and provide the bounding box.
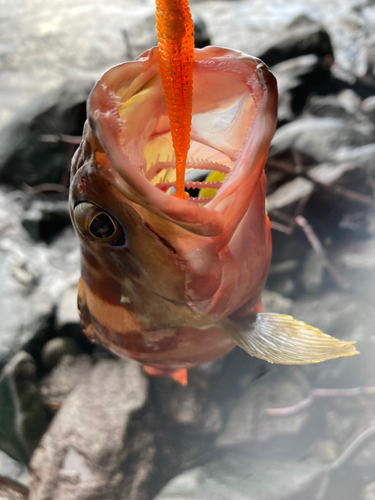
[220,313,359,365]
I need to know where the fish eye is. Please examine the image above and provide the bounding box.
[73,202,126,246]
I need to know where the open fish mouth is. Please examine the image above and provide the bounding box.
[88,46,277,236]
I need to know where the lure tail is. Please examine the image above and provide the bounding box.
[156,0,194,199]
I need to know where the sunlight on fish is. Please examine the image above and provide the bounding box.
[69,0,358,385]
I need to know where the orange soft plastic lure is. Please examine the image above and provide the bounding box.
[155,0,194,199]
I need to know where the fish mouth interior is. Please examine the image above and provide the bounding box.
[113,55,258,205]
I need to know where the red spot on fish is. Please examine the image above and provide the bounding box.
[78,176,88,193]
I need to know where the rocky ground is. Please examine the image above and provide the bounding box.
[1,0,375,499]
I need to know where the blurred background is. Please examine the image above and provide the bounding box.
[0,0,375,499]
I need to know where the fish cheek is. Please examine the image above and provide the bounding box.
[185,245,222,302]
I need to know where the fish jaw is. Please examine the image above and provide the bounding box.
[87,45,277,240]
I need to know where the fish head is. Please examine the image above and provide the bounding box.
[70,46,278,332]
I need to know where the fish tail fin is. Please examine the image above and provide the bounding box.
[143,366,188,386]
[220,313,359,365]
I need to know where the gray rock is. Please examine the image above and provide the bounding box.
[271,54,332,120]
[291,292,375,386]
[0,452,29,488]
[261,289,293,314]
[362,481,375,500]
[333,144,375,173]
[0,352,48,464]
[270,117,375,164]
[154,451,324,500]
[362,96,375,123]
[0,80,91,187]
[55,285,81,335]
[306,90,361,119]
[151,375,223,434]
[257,16,333,67]
[29,359,154,500]
[335,237,375,304]
[22,199,71,243]
[0,477,28,500]
[40,338,80,371]
[0,188,79,367]
[267,177,314,212]
[216,366,310,447]
[301,249,324,293]
[39,354,92,410]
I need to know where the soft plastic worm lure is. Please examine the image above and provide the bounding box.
[155,0,194,199]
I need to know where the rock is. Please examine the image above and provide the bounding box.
[55,285,81,336]
[151,375,223,434]
[0,451,29,488]
[40,338,80,371]
[267,177,314,212]
[366,34,375,79]
[22,199,71,243]
[154,451,324,500]
[363,481,375,500]
[39,354,92,409]
[306,89,361,119]
[0,352,48,464]
[271,54,332,120]
[333,144,375,173]
[362,96,375,123]
[191,11,211,49]
[257,16,333,68]
[270,117,375,164]
[0,188,79,367]
[29,359,156,500]
[0,477,28,500]
[216,366,310,447]
[291,292,375,386]
[261,289,293,314]
[335,237,375,305]
[311,439,339,464]
[0,80,91,187]
[301,249,324,293]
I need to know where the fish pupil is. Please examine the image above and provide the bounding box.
[89,213,115,238]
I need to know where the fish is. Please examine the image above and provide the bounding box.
[69,7,358,384]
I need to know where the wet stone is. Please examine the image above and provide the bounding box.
[0,352,48,464]
[22,199,71,243]
[270,117,375,164]
[29,359,155,500]
[0,80,92,187]
[0,477,28,500]
[257,15,333,68]
[271,54,332,119]
[55,285,81,335]
[261,289,293,314]
[39,354,92,409]
[154,451,324,500]
[301,249,324,293]
[362,96,375,123]
[216,366,310,447]
[40,337,80,371]
[0,451,29,488]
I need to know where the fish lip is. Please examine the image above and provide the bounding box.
[88,46,278,239]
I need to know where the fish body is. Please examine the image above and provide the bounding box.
[70,46,358,377]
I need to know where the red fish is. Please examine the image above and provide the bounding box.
[69,45,358,383]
